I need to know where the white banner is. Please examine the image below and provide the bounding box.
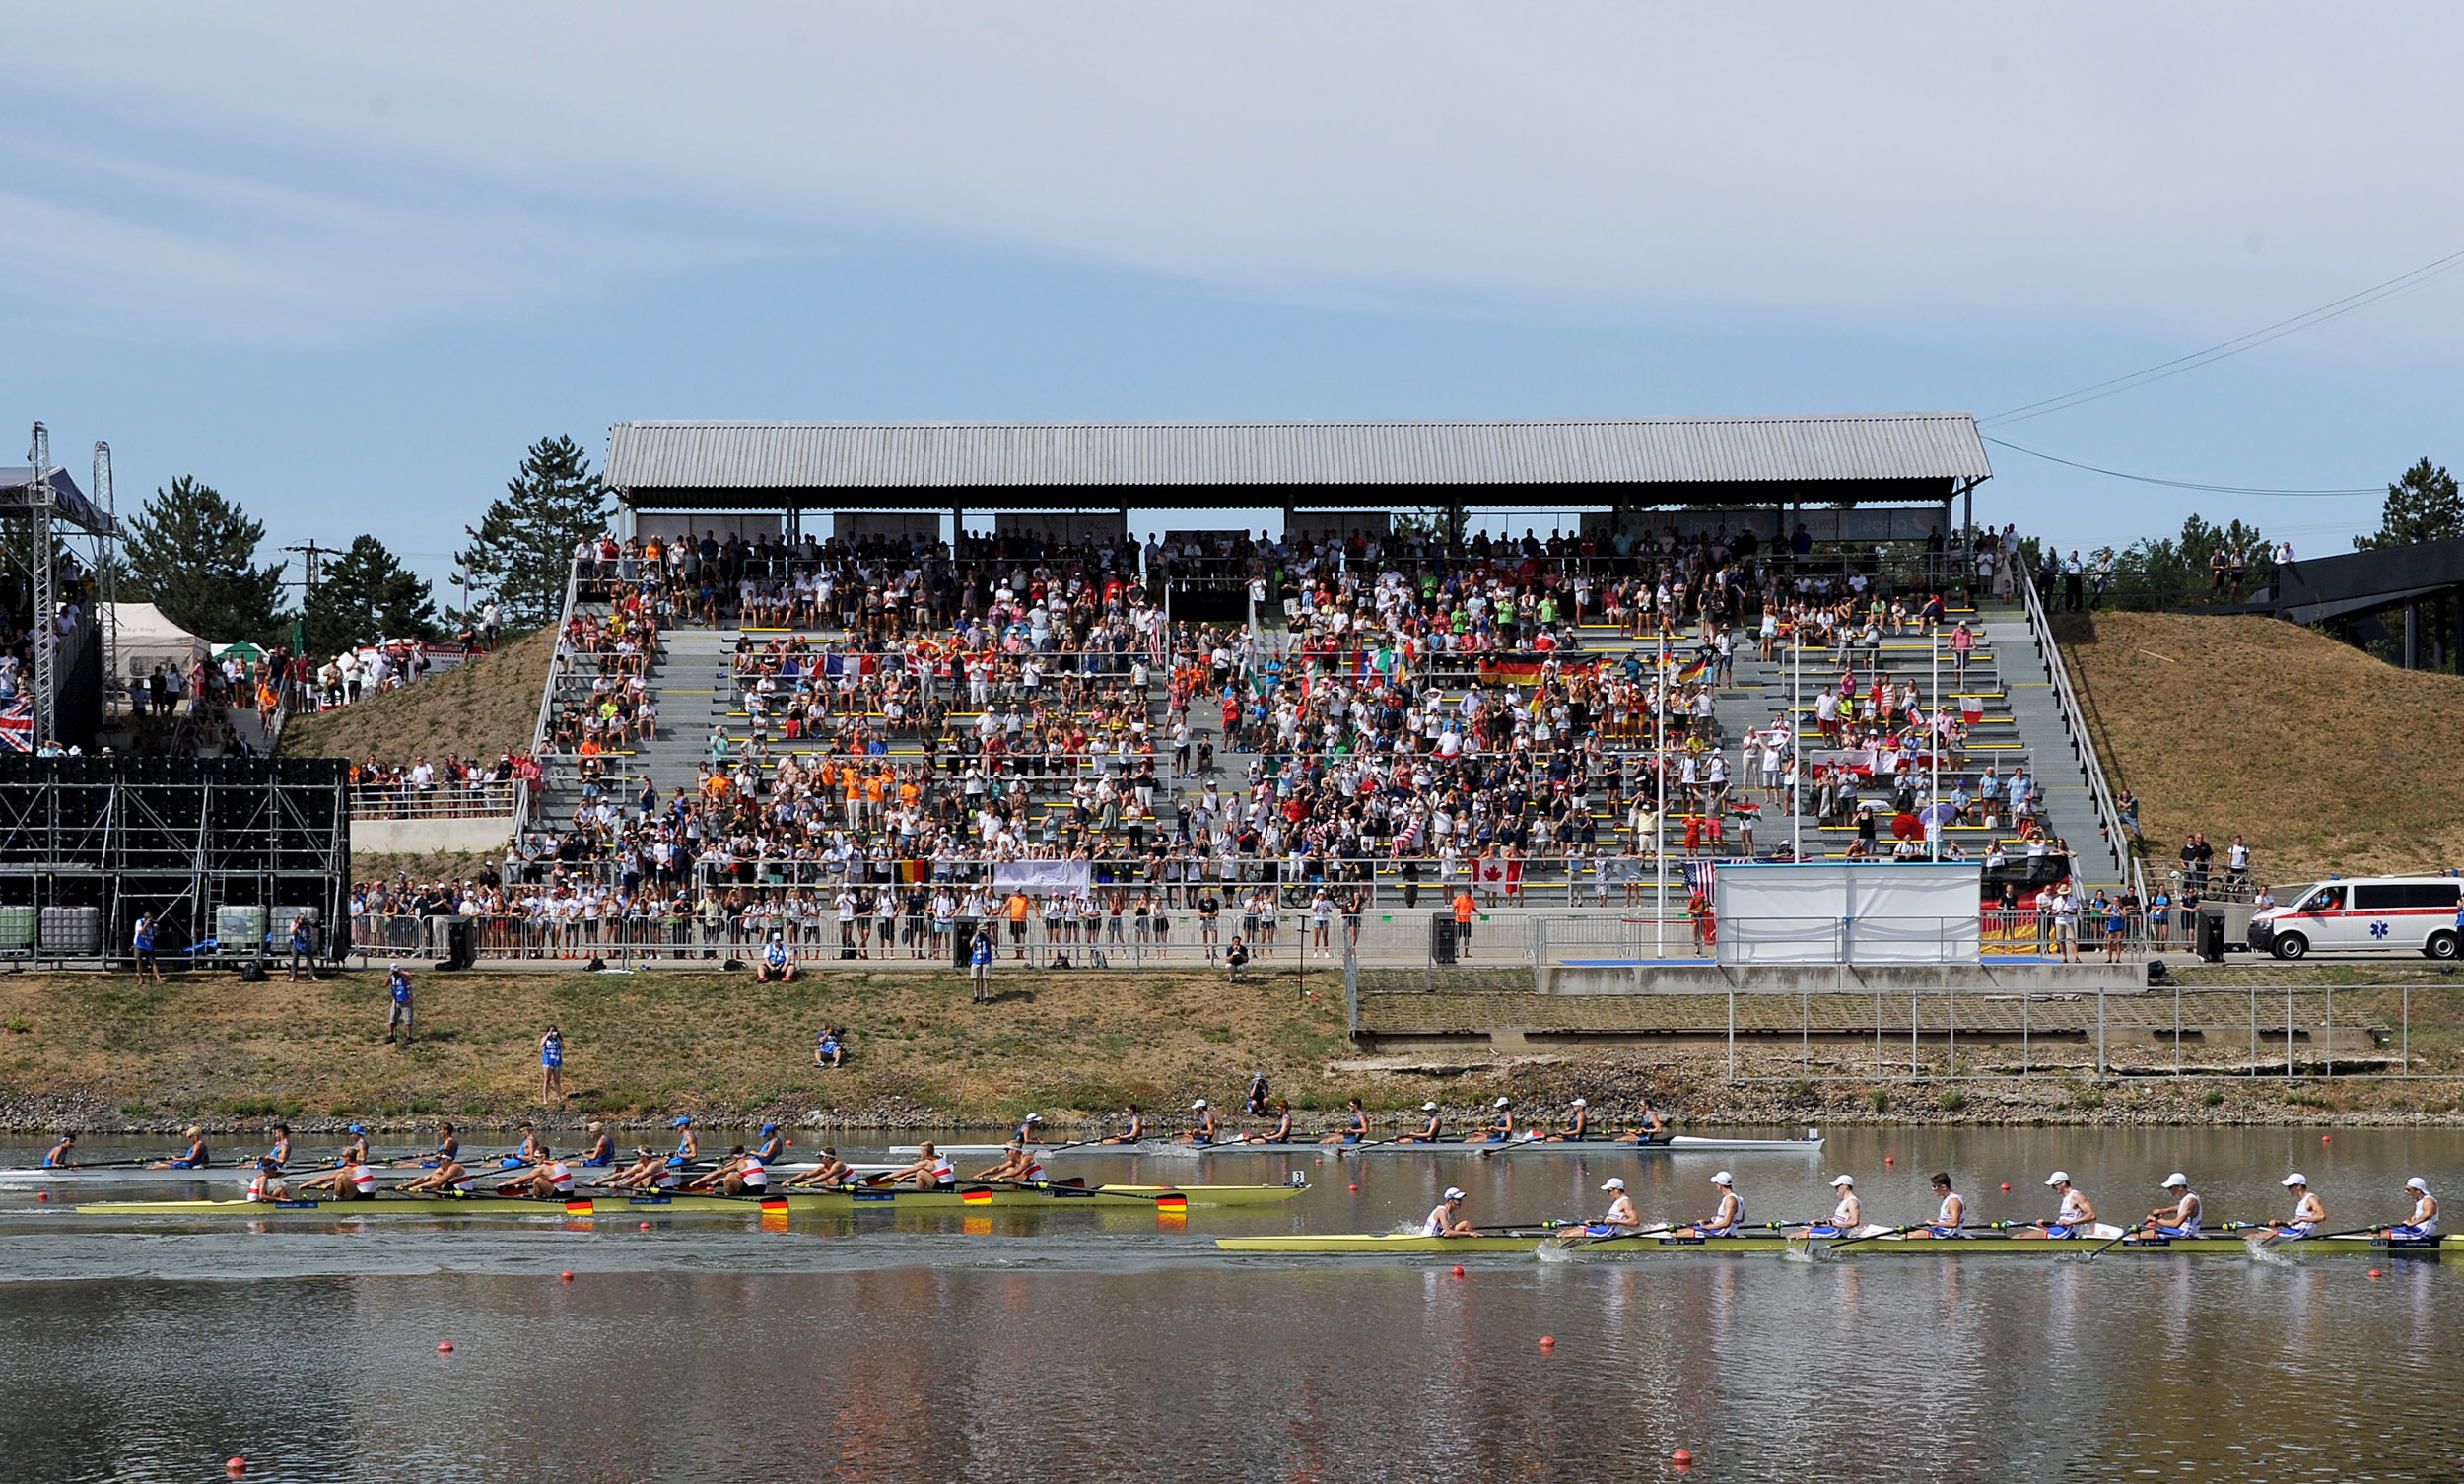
[992,861,1092,896]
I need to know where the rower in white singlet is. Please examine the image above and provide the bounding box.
[2141,1173,2203,1238]
[1686,1171,1744,1237]
[244,1157,289,1203]
[2018,1170,2095,1239]
[1810,1174,1861,1238]
[1422,1186,1475,1239]
[1596,1177,1642,1231]
[1904,1171,1964,1238]
[2390,1178,2439,1240]
[2254,1174,2324,1241]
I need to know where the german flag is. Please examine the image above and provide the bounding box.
[1154,1191,1189,1214]
[759,1197,790,1215]
[1675,653,1710,684]
[961,1188,993,1206]
[564,1198,594,1216]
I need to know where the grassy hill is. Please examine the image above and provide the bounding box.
[277,627,555,765]
[2056,610,2464,884]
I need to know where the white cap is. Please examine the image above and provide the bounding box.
[1493,1097,1511,1109]
[1444,1187,1465,1201]
[2045,1171,2072,1186]
[1191,1100,1207,1110]
[2283,1173,2308,1187]
[1710,1171,1734,1185]
[1601,1178,1626,1191]
[1023,1113,1044,1123]
[1422,1101,1439,1112]
[2160,1173,2188,1188]
[1829,1175,1856,1187]
[2408,1177,2430,1192]
[1569,1098,1588,1108]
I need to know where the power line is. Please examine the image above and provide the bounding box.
[1984,244,2464,426]
[1981,436,2382,497]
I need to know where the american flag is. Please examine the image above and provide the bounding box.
[0,698,30,753]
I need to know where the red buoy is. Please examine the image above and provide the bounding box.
[2322,1135,2332,1144]
[1673,1449,1694,1468]
[2369,1268,2383,1279]
[36,1191,47,1202]
[639,1221,651,1231]
[1883,1155,1893,1165]
[1451,1265,1465,1278]
[1539,1335,1555,1350]
[2001,1182,2011,1191]
[227,1459,246,1478]
[561,1270,574,1282]
[437,1341,454,1352]
[1347,1184,1358,1192]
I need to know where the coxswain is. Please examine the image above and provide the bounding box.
[398,1157,473,1196]
[1541,1098,1591,1142]
[757,929,797,982]
[884,1141,957,1191]
[2391,1178,2439,1240]
[786,1146,856,1188]
[1811,1175,1861,1238]
[1901,1171,1965,1239]
[752,1123,787,1164]
[576,1122,617,1167]
[265,1124,293,1170]
[1319,1098,1370,1145]
[1186,1099,1219,1146]
[2141,1173,2203,1238]
[40,1131,77,1168]
[1395,1101,1444,1143]
[1469,1097,1515,1144]
[1100,1105,1146,1145]
[243,1157,289,1203]
[1596,1177,1642,1230]
[150,1125,211,1170]
[1614,1097,1669,1145]
[2252,1173,2324,1242]
[1422,1186,1476,1239]
[2016,1171,2095,1239]
[1684,1171,1745,1237]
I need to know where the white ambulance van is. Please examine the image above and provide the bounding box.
[2245,875,2463,960]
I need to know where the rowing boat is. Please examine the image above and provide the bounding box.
[1214,1230,2463,1256]
[2,1160,888,1187]
[891,1134,1823,1158]
[73,1181,1304,1217]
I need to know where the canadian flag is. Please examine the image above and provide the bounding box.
[1473,858,1508,887]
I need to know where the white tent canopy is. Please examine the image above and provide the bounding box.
[109,602,211,686]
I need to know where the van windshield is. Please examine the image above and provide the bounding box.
[2294,885,2343,912]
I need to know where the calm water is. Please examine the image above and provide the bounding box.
[2,1126,2459,1482]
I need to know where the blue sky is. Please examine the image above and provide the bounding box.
[6,4,2461,600]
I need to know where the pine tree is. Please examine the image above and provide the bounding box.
[2355,458,2463,550]
[120,476,288,641]
[453,436,609,632]
[302,535,439,655]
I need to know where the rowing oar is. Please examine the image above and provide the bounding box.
[1332,1137,1401,1156]
[1825,1222,1928,1251]
[2246,1223,2382,1249]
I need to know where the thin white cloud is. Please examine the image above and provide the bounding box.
[7,3,2464,347]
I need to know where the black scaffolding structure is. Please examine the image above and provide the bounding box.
[0,757,350,967]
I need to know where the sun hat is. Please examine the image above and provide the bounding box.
[2160,1173,2188,1188]
[2045,1171,2072,1186]
[1710,1171,1734,1185]
[1443,1187,1465,1201]
[1569,1098,1588,1108]
[2283,1173,2308,1187]
[1829,1175,1856,1187]
[1192,1100,1207,1110]
[1601,1178,1626,1191]
[1493,1097,1511,1109]
[1421,1101,1439,1112]
[2407,1177,2430,1192]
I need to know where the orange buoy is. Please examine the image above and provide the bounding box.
[561,1271,574,1282]
[227,1459,246,1478]
[438,1341,453,1352]
[1539,1335,1555,1350]
[1673,1449,1694,1468]
[1451,1265,1465,1278]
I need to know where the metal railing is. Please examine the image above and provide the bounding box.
[2016,561,2144,901]
[349,779,519,820]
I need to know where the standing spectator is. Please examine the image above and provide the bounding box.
[2224,836,2251,888]
[385,963,414,1046]
[132,912,164,982]
[2062,550,2085,612]
[539,1024,565,1106]
[286,911,315,980]
[969,922,996,1003]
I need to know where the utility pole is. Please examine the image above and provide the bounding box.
[283,540,345,599]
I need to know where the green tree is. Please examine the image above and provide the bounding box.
[302,535,439,655]
[2355,457,2462,550]
[2103,513,2269,608]
[454,435,608,632]
[119,476,288,641]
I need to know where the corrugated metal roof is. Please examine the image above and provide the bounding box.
[604,415,1991,492]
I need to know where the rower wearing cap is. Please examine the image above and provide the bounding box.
[670,1116,700,1164]
[1684,1171,1745,1237]
[243,1157,289,1203]
[1541,1099,1592,1143]
[1100,1106,1146,1145]
[2140,1174,2203,1238]
[336,1125,371,1168]
[2254,1174,2325,1240]
[1186,1100,1219,1146]
[1320,1098,1370,1145]
[1468,1098,1515,1144]
[2016,1171,2096,1239]
[1396,1102,1444,1143]
[1597,1177,1642,1230]
[40,1131,77,1168]
[576,1123,617,1168]
[1014,1113,1047,1146]
[1810,1175,1862,1238]
[884,1141,957,1191]
[265,1125,293,1170]
[2390,1178,2438,1240]
[150,1126,211,1170]
[1422,1186,1476,1239]
[786,1146,856,1188]
[1613,1096,1669,1145]
[1896,1172,1967,1239]
[752,1124,787,1164]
